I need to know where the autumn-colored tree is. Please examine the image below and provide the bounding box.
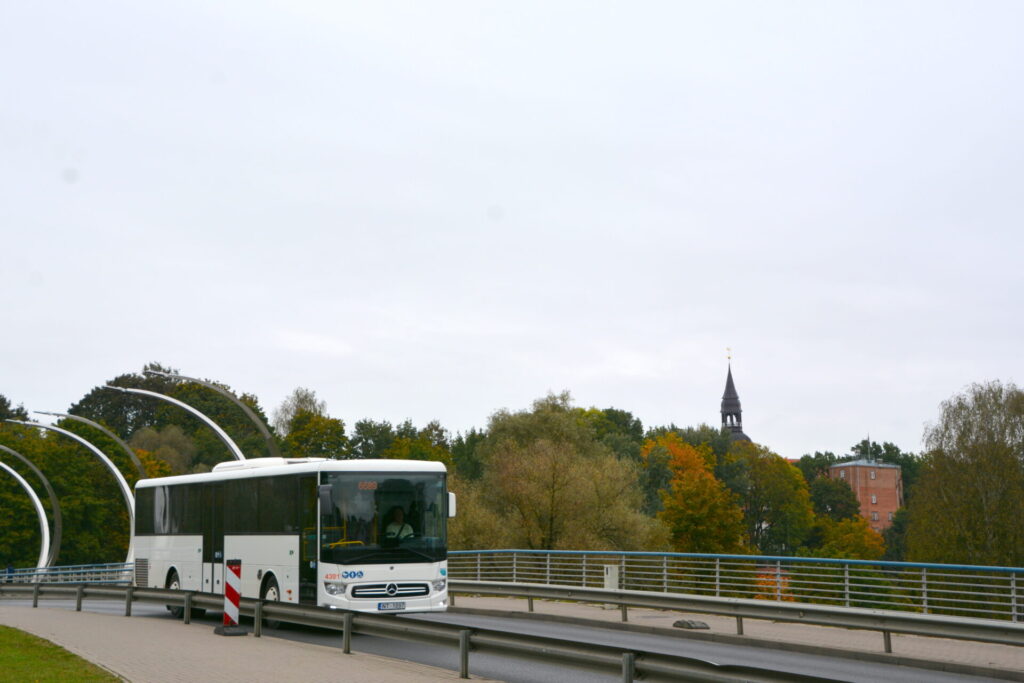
[643,434,746,553]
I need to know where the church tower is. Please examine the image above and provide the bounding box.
[721,364,751,442]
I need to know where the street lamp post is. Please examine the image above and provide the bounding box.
[0,445,62,567]
[34,411,146,480]
[4,420,135,563]
[143,370,281,459]
[0,460,51,570]
[102,386,246,461]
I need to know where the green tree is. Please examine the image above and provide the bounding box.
[349,419,396,459]
[724,441,814,554]
[0,394,28,421]
[882,508,909,561]
[283,411,349,459]
[451,428,487,480]
[813,517,885,560]
[797,451,838,482]
[906,381,1024,565]
[808,477,861,521]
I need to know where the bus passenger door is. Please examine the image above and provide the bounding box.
[298,475,317,605]
[203,483,224,594]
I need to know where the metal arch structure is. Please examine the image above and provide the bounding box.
[143,369,281,459]
[0,444,62,567]
[3,420,135,563]
[34,411,146,480]
[103,386,247,462]
[0,460,51,570]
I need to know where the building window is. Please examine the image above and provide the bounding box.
[839,470,845,479]
[871,494,877,504]
[888,512,893,521]
[870,470,876,480]
[871,512,879,521]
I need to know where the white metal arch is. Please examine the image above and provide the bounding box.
[4,420,135,563]
[103,386,246,461]
[0,460,50,570]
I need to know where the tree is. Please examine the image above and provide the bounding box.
[283,411,348,459]
[380,421,453,468]
[129,425,196,474]
[644,434,746,553]
[484,438,666,550]
[808,477,861,521]
[0,394,28,421]
[882,508,909,561]
[797,451,838,483]
[906,381,1024,566]
[451,428,487,480]
[273,387,326,436]
[348,419,396,459]
[724,441,814,555]
[813,517,885,560]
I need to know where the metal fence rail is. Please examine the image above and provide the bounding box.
[449,579,1024,653]
[0,583,842,682]
[448,550,1024,622]
[3,562,132,585]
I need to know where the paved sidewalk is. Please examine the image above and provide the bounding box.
[452,595,1024,677]
[0,606,472,682]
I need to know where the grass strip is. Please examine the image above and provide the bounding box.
[0,624,118,682]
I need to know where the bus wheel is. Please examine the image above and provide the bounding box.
[166,571,184,619]
[261,575,283,629]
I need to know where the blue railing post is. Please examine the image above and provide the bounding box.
[922,568,929,614]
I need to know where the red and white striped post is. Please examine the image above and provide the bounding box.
[214,559,248,636]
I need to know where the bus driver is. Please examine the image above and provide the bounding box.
[385,506,414,540]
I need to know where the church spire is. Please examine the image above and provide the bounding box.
[721,362,750,442]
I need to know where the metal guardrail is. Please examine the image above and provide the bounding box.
[449,550,1024,622]
[0,582,842,682]
[3,562,132,585]
[450,579,1024,655]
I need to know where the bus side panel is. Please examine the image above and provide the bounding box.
[138,534,203,590]
[223,535,300,603]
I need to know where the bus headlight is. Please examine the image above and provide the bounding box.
[433,579,447,592]
[324,581,347,596]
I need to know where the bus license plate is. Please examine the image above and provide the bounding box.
[378,601,406,611]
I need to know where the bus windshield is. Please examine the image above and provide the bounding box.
[319,471,447,565]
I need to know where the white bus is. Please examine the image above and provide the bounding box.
[133,457,454,615]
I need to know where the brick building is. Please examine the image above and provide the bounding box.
[827,460,903,533]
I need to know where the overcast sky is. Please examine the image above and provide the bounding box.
[2,2,1022,458]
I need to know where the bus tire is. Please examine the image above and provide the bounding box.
[261,575,283,629]
[166,570,184,619]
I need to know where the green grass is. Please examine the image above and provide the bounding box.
[0,625,119,682]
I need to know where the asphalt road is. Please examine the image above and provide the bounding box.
[0,599,1002,683]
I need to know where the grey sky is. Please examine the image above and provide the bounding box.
[3,2,1022,458]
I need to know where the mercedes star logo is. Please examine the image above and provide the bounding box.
[386,583,398,596]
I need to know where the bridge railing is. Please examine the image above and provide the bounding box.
[447,550,1024,622]
[3,562,132,586]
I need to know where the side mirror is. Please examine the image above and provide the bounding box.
[448,492,457,518]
